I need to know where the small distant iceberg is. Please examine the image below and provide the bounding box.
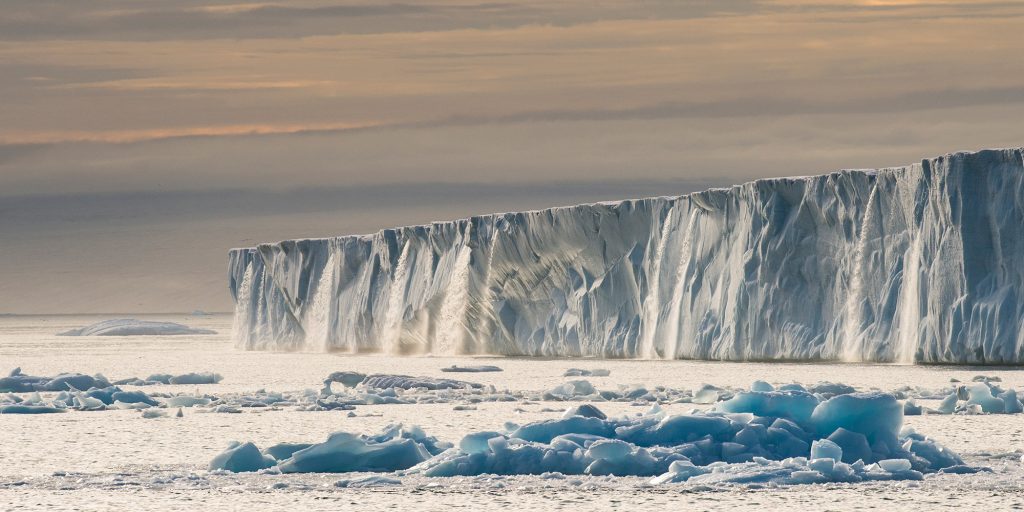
[58,319,216,336]
[440,365,503,373]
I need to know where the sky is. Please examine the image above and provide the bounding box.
[1,0,1023,314]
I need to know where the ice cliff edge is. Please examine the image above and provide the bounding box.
[229,148,1024,363]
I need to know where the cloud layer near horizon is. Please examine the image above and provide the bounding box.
[2,0,1023,313]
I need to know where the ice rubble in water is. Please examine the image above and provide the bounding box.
[412,388,971,485]
[58,319,216,336]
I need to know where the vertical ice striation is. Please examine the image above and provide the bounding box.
[228,148,1024,363]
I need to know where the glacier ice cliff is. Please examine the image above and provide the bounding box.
[228,148,1024,363]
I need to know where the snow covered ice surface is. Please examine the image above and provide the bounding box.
[230,148,1024,364]
[3,315,1024,511]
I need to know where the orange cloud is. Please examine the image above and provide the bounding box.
[0,121,386,145]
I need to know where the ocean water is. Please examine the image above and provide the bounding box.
[2,314,1023,511]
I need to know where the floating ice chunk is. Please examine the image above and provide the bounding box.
[112,372,223,386]
[164,396,211,408]
[441,365,503,373]
[648,460,708,484]
[545,380,597,399]
[652,455,917,486]
[808,382,857,398]
[586,439,633,460]
[334,476,402,488]
[998,389,1024,413]
[807,457,834,473]
[73,392,106,411]
[82,386,120,405]
[562,404,607,420]
[21,392,43,405]
[263,443,314,461]
[563,369,610,377]
[278,425,444,473]
[938,465,990,474]
[168,373,223,385]
[877,459,912,473]
[58,319,216,336]
[810,393,902,455]
[936,393,958,414]
[810,439,842,461]
[972,375,1001,383]
[692,384,727,404]
[0,404,66,414]
[903,400,922,416]
[210,442,276,472]
[419,434,590,477]
[459,431,504,454]
[325,372,368,388]
[750,381,774,392]
[511,416,616,443]
[899,432,964,471]
[113,401,152,410]
[826,428,872,464]
[0,371,112,393]
[140,409,166,418]
[361,374,481,390]
[716,390,820,425]
[111,390,158,406]
[966,383,1005,413]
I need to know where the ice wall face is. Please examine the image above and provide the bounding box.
[229,148,1024,363]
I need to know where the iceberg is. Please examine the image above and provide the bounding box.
[229,148,1024,363]
[59,319,216,336]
